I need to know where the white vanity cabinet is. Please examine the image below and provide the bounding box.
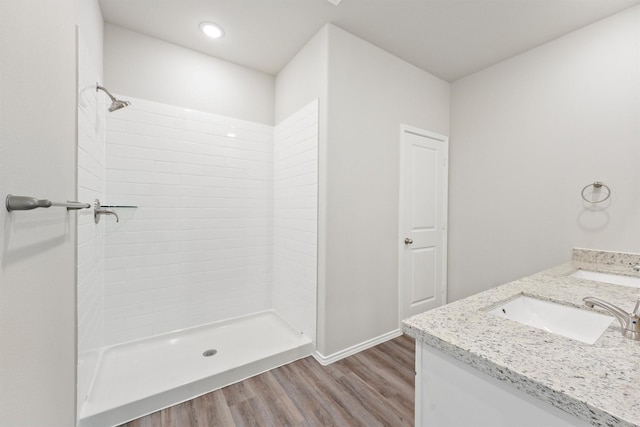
[415,342,591,427]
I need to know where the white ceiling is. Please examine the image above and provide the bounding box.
[98,0,639,82]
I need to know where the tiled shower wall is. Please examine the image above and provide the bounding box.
[103,97,274,345]
[76,33,106,408]
[273,100,318,343]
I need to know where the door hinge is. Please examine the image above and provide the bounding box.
[443,156,447,167]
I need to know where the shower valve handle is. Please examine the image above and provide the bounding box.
[94,199,120,223]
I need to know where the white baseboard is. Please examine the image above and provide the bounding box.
[313,329,402,366]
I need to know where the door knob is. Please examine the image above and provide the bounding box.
[404,238,413,245]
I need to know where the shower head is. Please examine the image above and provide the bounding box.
[96,83,131,112]
[108,99,131,112]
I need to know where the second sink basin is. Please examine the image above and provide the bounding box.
[571,269,640,289]
[488,295,613,344]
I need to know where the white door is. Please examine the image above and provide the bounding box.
[399,126,448,319]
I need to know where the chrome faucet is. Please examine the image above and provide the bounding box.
[583,297,640,341]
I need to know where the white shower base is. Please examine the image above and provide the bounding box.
[79,310,313,427]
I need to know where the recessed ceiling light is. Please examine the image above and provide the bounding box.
[199,22,225,39]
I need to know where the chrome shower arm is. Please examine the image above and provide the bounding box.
[96,83,117,102]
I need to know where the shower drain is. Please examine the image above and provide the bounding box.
[202,349,218,357]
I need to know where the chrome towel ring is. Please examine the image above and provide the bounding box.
[581,182,611,204]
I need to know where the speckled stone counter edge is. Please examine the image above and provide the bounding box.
[403,323,630,427]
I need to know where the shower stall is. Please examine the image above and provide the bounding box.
[76,72,318,425]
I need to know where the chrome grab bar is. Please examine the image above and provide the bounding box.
[6,194,91,211]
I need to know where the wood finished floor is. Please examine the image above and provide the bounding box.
[120,334,415,427]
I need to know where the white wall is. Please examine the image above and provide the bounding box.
[277,24,449,358]
[76,0,106,415]
[274,27,329,124]
[273,99,319,343]
[448,6,640,302]
[103,96,274,345]
[0,1,77,425]
[104,24,275,125]
[323,25,449,357]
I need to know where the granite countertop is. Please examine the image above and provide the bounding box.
[402,249,640,427]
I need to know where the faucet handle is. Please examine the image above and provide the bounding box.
[633,300,640,317]
[102,208,120,222]
[94,199,120,223]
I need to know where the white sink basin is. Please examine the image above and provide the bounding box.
[488,295,613,344]
[571,269,640,289]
